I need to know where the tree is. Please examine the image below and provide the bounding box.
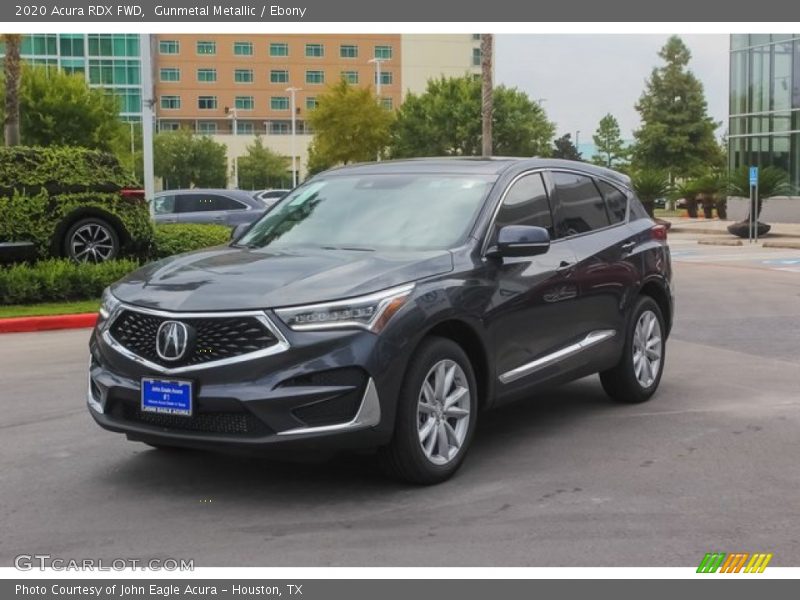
[154,128,227,189]
[3,34,21,146]
[0,65,124,150]
[630,169,671,217]
[390,76,554,158]
[480,34,493,157]
[551,133,581,161]
[306,78,394,173]
[632,36,721,177]
[592,113,628,168]
[237,136,290,190]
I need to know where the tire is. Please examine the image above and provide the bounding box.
[600,295,666,404]
[64,217,120,263]
[379,336,478,485]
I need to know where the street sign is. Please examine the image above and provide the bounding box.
[749,166,759,186]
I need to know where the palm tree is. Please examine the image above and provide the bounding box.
[726,166,795,238]
[480,34,493,157]
[631,169,671,218]
[3,34,22,146]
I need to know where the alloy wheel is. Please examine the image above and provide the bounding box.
[70,223,115,263]
[416,359,471,465]
[632,309,662,388]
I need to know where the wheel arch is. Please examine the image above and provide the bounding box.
[52,208,130,257]
[638,277,672,337]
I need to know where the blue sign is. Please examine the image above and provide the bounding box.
[749,166,759,186]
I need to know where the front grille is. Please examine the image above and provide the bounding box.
[109,309,278,368]
[117,403,271,436]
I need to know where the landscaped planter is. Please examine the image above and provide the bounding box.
[726,196,800,224]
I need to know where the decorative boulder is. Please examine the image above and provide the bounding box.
[727,220,771,238]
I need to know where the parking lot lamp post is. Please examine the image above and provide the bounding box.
[368,58,389,161]
[286,87,301,188]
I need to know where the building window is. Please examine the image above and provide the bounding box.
[374,45,392,60]
[305,70,325,84]
[270,69,289,83]
[270,42,289,57]
[340,44,358,58]
[234,69,254,83]
[235,96,255,110]
[87,59,140,85]
[197,68,217,83]
[60,35,84,57]
[269,121,291,135]
[376,71,393,85]
[198,96,218,110]
[22,34,57,56]
[237,122,255,134]
[196,41,216,55]
[381,97,393,110]
[197,121,217,134]
[472,34,481,40]
[159,68,180,82]
[305,43,324,58]
[271,96,290,110]
[473,47,482,66]
[87,34,139,57]
[160,95,181,110]
[306,97,318,110]
[159,121,180,131]
[342,71,359,84]
[159,40,179,55]
[233,41,253,56]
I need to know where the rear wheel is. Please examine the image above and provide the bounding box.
[600,296,665,403]
[380,337,478,485]
[64,217,120,263]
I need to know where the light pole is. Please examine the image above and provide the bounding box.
[227,106,238,135]
[575,130,581,155]
[368,57,389,161]
[139,34,155,218]
[286,87,301,188]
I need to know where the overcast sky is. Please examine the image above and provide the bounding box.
[495,34,729,146]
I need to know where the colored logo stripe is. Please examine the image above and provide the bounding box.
[697,552,772,573]
[745,553,773,573]
[697,553,726,573]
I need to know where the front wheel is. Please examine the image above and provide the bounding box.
[600,296,666,403]
[380,337,478,485]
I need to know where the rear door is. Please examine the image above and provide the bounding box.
[549,170,639,367]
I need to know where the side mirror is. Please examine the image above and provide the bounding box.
[493,225,550,258]
[231,223,249,242]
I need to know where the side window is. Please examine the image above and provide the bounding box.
[493,172,553,239]
[178,194,245,212]
[153,195,175,215]
[628,196,649,221]
[597,180,627,224]
[551,171,611,237]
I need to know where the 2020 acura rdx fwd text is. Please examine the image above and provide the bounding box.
[88,158,673,484]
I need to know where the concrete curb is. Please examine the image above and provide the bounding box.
[698,238,743,247]
[762,240,800,250]
[0,312,98,334]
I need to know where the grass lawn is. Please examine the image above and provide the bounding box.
[0,299,100,319]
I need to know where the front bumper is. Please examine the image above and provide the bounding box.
[87,305,407,452]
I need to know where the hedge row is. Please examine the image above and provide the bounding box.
[0,224,234,305]
[0,259,140,305]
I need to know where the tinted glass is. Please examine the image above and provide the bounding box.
[597,180,627,224]
[177,194,245,213]
[494,172,553,238]
[153,195,175,215]
[238,174,494,251]
[552,172,611,236]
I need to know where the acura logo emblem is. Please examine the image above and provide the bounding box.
[156,320,191,361]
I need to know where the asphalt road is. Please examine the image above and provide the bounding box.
[1,239,800,567]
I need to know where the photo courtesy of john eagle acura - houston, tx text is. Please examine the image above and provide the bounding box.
[87,157,673,484]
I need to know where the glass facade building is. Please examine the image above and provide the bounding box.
[729,34,800,188]
[0,34,143,121]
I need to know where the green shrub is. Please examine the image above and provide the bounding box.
[0,146,152,261]
[0,259,139,305]
[153,223,231,259]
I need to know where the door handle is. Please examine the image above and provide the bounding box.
[621,241,636,252]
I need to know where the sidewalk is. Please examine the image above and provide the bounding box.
[664,217,800,248]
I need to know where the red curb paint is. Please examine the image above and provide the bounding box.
[0,312,98,334]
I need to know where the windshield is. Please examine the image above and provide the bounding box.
[237,173,495,251]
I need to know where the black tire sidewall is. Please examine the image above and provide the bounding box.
[64,217,120,262]
[391,337,479,483]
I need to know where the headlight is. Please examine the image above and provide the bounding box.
[98,287,121,321]
[275,284,414,333]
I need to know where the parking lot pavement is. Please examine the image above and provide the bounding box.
[1,246,799,567]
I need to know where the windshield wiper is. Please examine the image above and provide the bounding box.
[320,245,375,252]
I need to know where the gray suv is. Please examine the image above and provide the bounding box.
[152,189,268,227]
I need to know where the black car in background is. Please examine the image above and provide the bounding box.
[151,189,269,227]
[88,158,673,484]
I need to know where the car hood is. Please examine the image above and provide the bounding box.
[111,245,453,312]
